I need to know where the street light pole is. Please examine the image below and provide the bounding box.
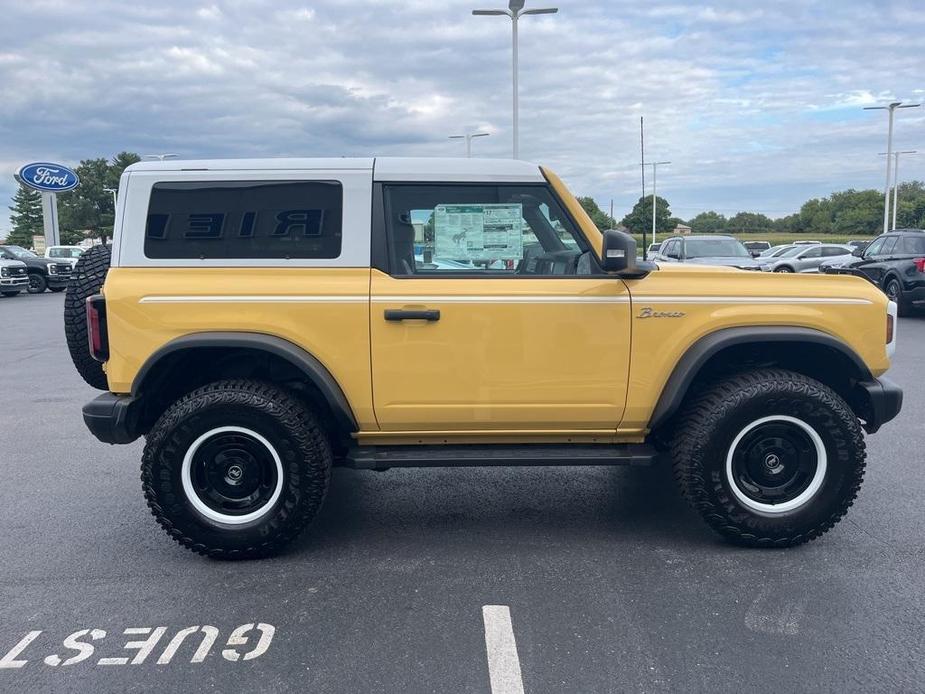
[473,1,558,159]
[880,150,918,230]
[449,131,490,157]
[102,187,117,209]
[647,161,670,248]
[865,102,919,233]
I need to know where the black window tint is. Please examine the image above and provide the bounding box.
[822,246,846,257]
[144,181,342,259]
[902,235,925,254]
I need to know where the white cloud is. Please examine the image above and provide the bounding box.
[0,0,924,231]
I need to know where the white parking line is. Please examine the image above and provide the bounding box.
[482,605,526,694]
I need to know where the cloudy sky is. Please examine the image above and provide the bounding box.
[1,0,924,231]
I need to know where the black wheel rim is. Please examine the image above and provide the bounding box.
[886,280,900,301]
[729,421,819,505]
[189,431,279,518]
[28,275,42,292]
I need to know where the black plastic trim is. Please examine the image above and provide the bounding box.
[132,332,359,432]
[855,376,903,433]
[648,326,874,431]
[83,392,142,444]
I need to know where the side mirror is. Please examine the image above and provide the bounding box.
[600,230,637,273]
[852,247,864,257]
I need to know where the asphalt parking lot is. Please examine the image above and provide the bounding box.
[1,292,924,693]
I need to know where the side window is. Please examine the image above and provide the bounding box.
[144,180,343,259]
[879,236,899,256]
[664,240,679,258]
[382,184,589,276]
[822,246,846,257]
[864,237,886,257]
[801,246,822,258]
[902,235,925,255]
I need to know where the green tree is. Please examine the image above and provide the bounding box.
[7,184,43,246]
[621,195,672,235]
[577,197,615,231]
[59,151,141,243]
[688,210,727,234]
[725,211,774,234]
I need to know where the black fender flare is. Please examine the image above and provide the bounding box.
[647,326,872,431]
[132,332,358,432]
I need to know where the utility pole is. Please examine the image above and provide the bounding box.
[449,130,490,157]
[647,161,670,249]
[879,150,918,230]
[473,1,558,159]
[864,102,919,233]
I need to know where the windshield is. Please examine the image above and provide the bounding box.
[778,246,804,258]
[684,239,750,258]
[2,245,37,259]
[48,247,83,258]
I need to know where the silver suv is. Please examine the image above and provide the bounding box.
[657,235,761,270]
[764,244,853,273]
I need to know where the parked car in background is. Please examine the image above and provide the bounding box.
[45,245,85,268]
[757,244,795,259]
[0,245,73,293]
[822,229,925,315]
[658,235,761,269]
[0,256,29,297]
[764,244,853,273]
[646,243,662,259]
[847,240,870,253]
[792,240,822,245]
[743,240,771,257]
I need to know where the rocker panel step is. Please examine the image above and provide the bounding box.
[344,443,658,469]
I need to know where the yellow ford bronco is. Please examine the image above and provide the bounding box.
[65,157,902,558]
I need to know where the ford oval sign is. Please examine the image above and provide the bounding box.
[15,162,80,193]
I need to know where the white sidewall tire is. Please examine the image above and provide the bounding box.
[725,415,828,515]
[181,426,284,526]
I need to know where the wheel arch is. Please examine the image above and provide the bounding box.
[132,332,358,436]
[647,326,873,432]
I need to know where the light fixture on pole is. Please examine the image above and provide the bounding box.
[449,130,491,158]
[473,0,558,159]
[879,150,918,230]
[142,153,179,161]
[645,161,670,248]
[103,187,118,209]
[864,101,920,233]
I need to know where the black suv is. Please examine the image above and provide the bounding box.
[0,245,73,294]
[822,229,925,315]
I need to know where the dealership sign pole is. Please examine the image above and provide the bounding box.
[14,162,81,248]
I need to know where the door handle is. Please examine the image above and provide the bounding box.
[384,309,441,322]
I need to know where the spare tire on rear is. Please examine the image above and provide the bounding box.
[64,245,111,390]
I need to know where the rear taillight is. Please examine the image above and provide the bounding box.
[913,258,925,273]
[887,312,894,345]
[86,295,109,362]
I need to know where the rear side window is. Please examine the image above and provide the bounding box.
[144,180,343,259]
[902,235,925,254]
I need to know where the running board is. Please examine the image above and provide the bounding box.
[343,444,658,470]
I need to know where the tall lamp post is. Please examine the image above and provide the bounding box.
[646,161,670,248]
[103,187,118,209]
[879,150,918,230]
[473,0,558,159]
[449,130,490,157]
[864,102,919,234]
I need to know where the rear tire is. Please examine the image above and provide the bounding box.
[884,277,910,317]
[141,380,332,559]
[671,368,865,547]
[774,266,794,273]
[64,245,111,390]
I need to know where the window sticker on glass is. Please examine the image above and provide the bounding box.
[433,204,523,261]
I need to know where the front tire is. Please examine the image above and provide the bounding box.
[884,277,910,316]
[27,273,47,293]
[141,380,332,559]
[774,266,794,273]
[671,369,865,547]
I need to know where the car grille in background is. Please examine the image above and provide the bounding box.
[55,263,72,274]
[11,267,26,276]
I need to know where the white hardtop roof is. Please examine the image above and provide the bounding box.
[126,157,545,183]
